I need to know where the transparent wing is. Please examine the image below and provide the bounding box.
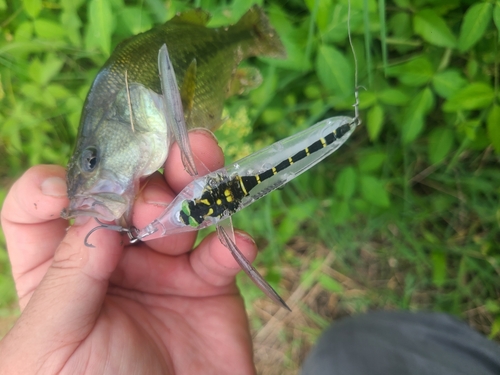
[158,44,198,176]
[224,115,356,209]
[216,225,291,311]
[220,215,236,244]
[135,115,356,241]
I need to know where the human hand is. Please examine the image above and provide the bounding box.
[0,130,257,375]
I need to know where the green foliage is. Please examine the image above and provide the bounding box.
[414,9,457,48]
[1,0,500,345]
[458,2,492,52]
[86,0,115,54]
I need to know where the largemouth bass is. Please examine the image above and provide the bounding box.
[63,6,285,224]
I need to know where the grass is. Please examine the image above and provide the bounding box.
[218,123,500,373]
[1,0,500,373]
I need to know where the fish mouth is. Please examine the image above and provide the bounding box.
[61,194,127,222]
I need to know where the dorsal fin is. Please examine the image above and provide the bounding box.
[170,9,211,26]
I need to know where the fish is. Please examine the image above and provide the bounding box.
[62,5,286,224]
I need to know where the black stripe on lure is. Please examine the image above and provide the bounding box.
[179,122,353,227]
[135,114,358,241]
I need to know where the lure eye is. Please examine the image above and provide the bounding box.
[81,147,99,172]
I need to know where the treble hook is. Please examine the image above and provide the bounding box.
[84,218,140,247]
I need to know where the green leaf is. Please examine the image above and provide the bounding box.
[378,89,410,106]
[335,167,356,199]
[321,2,366,42]
[360,175,390,208]
[432,70,467,98]
[401,88,434,144]
[318,274,344,293]
[393,0,410,8]
[61,0,86,10]
[330,199,350,225]
[367,104,384,141]
[495,4,500,42]
[27,58,42,84]
[489,317,500,339]
[389,12,412,42]
[21,83,41,101]
[358,152,386,172]
[466,59,479,79]
[443,82,495,112]
[431,251,447,288]
[33,19,67,40]
[121,6,153,34]
[458,119,481,141]
[316,45,353,97]
[413,9,457,48]
[265,5,310,71]
[304,0,334,33]
[300,259,323,288]
[358,90,377,109]
[108,0,124,9]
[304,85,321,99]
[14,22,33,42]
[485,300,500,314]
[23,0,42,18]
[46,84,71,99]
[487,105,500,153]
[27,54,64,86]
[61,10,82,47]
[277,200,318,244]
[386,56,434,87]
[458,2,493,52]
[87,0,114,55]
[428,127,454,164]
[40,54,64,86]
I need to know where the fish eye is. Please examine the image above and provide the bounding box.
[81,147,99,172]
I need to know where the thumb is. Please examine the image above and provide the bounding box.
[2,218,123,367]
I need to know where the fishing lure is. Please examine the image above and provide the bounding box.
[135,115,357,240]
[133,112,359,309]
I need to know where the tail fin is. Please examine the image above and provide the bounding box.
[233,5,287,59]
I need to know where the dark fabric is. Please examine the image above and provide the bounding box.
[301,311,500,375]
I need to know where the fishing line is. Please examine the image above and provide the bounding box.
[348,0,361,126]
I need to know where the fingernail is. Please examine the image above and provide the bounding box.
[41,177,67,197]
[235,230,256,245]
[189,128,219,144]
[143,181,169,205]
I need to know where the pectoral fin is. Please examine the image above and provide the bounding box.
[227,66,263,97]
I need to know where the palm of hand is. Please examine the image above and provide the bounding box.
[57,234,254,375]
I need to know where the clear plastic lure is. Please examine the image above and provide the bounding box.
[135,114,357,241]
[131,110,358,310]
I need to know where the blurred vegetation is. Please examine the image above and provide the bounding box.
[1,0,500,364]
